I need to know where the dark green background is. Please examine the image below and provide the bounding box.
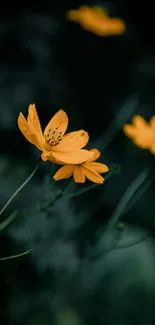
[1,1,155,324]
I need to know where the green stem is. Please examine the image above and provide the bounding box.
[0,249,33,261]
[99,94,140,154]
[42,178,72,212]
[124,170,155,215]
[0,211,17,232]
[65,183,97,199]
[104,167,150,233]
[0,160,40,218]
[64,165,117,200]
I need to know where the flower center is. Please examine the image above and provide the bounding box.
[45,127,63,146]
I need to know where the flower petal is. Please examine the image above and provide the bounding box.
[67,6,125,37]
[150,143,155,155]
[95,19,126,36]
[149,116,155,129]
[82,17,125,36]
[44,110,68,137]
[80,11,100,31]
[53,165,74,181]
[73,166,85,183]
[52,130,89,152]
[27,104,44,150]
[47,149,94,164]
[86,148,101,162]
[17,113,35,144]
[66,9,80,21]
[18,112,43,151]
[133,130,154,148]
[81,166,104,184]
[84,161,109,173]
[123,124,137,138]
[66,6,91,22]
[132,115,147,128]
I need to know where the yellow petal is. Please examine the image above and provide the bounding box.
[67,6,92,22]
[149,116,155,129]
[149,143,155,155]
[133,129,155,148]
[52,130,89,152]
[80,12,99,31]
[17,113,35,144]
[96,19,126,36]
[132,115,147,128]
[84,161,109,173]
[66,6,125,37]
[44,110,68,138]
[53,165,74,180]
[123,124,137,138]
[82,166,104,184]
[133,138,148,149]
[27,104,44,150]
[73,166,85,183]
[86,148,101,162]
[66,9,80,21]
[48,149,94,164]
[18,112,43,151]
[82,17,125,36]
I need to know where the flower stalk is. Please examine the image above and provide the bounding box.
[0,159,41,219]
[0,249,33,261]
[103,167,150,233]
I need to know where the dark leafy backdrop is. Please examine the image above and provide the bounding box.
[1,1,155,325]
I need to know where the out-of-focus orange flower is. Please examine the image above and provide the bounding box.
[17,104,94,164]
[66,5,126,36]
[123,115,155,154]
[53,148,109,184]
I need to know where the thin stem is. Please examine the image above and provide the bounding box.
[64,165,117,200]
[0,249,33,261]
[124,170,155,215]
[0,160,41,218]
[92,94,140,154]
[65,183,97,200]
[103,167,150,233]
[40,178,72,212]
[0,210,17,232]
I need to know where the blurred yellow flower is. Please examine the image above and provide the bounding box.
[18,104,94,164]
[66,5,126,36]
[123,115,155,154]
[53,148,109,184]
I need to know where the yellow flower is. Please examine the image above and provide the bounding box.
[66,5,126,37]
[17,104,94,164]
[123,115,155,154]
[53,148,109,184]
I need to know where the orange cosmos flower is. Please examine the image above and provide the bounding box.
[53,148,109,184]
[66,5,126,37]
[17,104,94,164]
[123,115,155,154]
